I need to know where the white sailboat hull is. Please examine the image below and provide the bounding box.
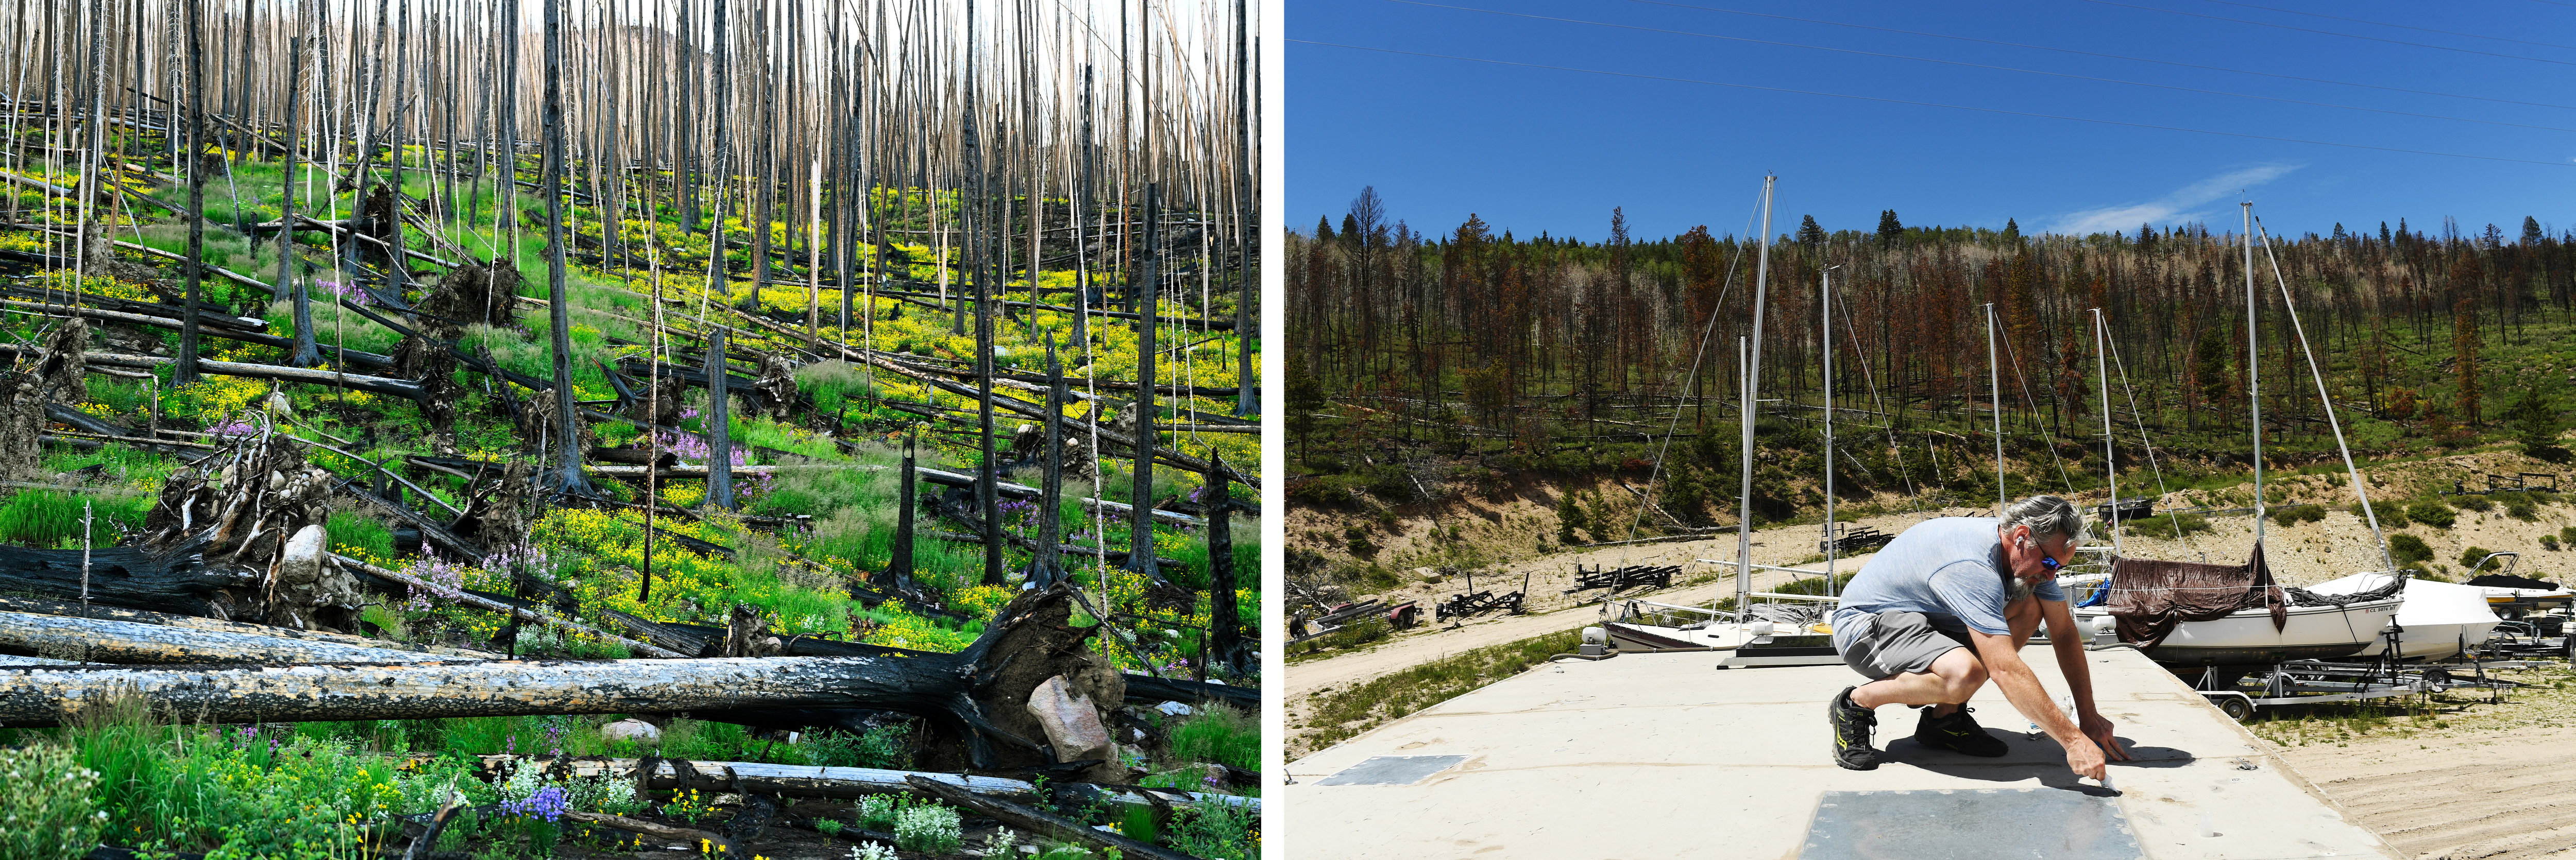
[2075,597,2403,665]
[2310,573,2499,661]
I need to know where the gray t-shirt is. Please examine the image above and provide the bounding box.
[1830,518,2063,647]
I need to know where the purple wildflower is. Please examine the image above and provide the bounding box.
[504,785,571,822]
[401,550,467,612]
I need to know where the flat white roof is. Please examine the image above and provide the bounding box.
[1283,645,2397,859]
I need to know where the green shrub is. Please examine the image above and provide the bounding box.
[2562,525,2576,545]
[1167,798,1259,860]
[2272,504,2326,526]
[2458,546,2494,570]
[800,723,913,770]
[2145,511,2213,536]
[2495,491,2539,521]
[2406,500,2455,529]
[0,744,105,860]
[2387,533,2434,565]
[2451,494,2493,512]
[1168,703,1259,771]
[2350,500,2409,529]
[893,803,962,853]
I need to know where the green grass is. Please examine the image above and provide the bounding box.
[325,509,396,559]
[1297,627,1585,753]
[1166,703,1259,771]
[0,488,150,547]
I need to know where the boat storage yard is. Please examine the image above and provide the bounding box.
[1284,644,2398,859]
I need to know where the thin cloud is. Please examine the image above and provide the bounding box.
[2048,164,2302,235]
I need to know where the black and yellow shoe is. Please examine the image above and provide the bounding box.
[1913,705,2010,758]
[1828,686,1879,770]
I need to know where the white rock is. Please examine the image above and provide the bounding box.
[1025,675,1112,765]
[1155,701,1196,717]
[601,719,661,743]
[275,525,327,586]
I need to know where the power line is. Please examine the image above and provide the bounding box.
[2078,0,2576,66]
[1617,0,2576,111]
[1386,0,2576,133]
[1291,39,2576,168]
[2182,0,2576,51]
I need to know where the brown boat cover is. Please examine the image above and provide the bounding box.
[2107,543,2286,648]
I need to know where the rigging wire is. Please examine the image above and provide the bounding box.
[2077,0,2576,67]
[2251,211,2398,574]
[2100,316,2190,547]
[1617,183,1761,548]
[1991,317,2078,494]
[1290,40,2576,168]
[1614,0,2576,111]
[1385,0,2576,134]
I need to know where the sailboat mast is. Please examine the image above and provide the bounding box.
[2245,202,2264,550]
[1986,302,2003,514]
[2094,308,2117,555]
[1822,265,1836,594]
[1736,176,1774,613]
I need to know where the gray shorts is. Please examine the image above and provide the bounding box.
[1841,610,1974,680]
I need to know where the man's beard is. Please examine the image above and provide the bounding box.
[2006,575,2036,604]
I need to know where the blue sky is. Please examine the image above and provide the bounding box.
[1287,0,2576,243]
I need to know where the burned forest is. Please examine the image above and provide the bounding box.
[0,0,1260,857]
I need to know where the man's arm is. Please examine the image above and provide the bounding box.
[2042,598,2131,762]
[1969,629,2107,780]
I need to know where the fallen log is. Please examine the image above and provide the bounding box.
[0,610,464,665]
[0,538,255,621]
[927,529,1183,569]
[1117,674,1259,713]
[0,593,498,659]
[465,755,1255,811]
[557,812,731,855]
[0,346,424,399]
[333,553,684,659]
[904,775,1197,860]
[1,585,1121,777]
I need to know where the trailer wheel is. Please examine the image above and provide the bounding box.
[2214,695,2255,722]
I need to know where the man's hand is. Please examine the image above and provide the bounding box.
[2063,731,2108,781]
[2080,711,2131,763]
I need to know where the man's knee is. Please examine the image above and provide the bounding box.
[1931,648,1988,700]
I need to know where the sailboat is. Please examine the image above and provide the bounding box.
[1600,177,1843,666]
[2069,203,2404,666]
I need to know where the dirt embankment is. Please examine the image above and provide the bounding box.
[2266,665,2576,860]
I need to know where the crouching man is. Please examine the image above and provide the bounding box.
[1824,495,2130,779]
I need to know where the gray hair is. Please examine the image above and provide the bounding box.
[2002,495,2091,546]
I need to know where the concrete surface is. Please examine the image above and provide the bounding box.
[1283,645,2399,859]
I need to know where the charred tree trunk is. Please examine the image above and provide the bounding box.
[0,610,465,664]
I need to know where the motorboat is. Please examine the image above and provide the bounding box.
[2462,554,2573,618]
[2306,572,2498,661]
[1602,593,1845,667]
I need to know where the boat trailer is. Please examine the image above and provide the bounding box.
[1433,589,1524,622]
[1562,564,1677,594]
[1285,599,1420,645]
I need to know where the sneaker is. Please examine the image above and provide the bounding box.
[1913,705,2010,758]
[1828,686,1879,770]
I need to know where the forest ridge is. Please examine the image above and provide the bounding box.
[1287,188,2576,517]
